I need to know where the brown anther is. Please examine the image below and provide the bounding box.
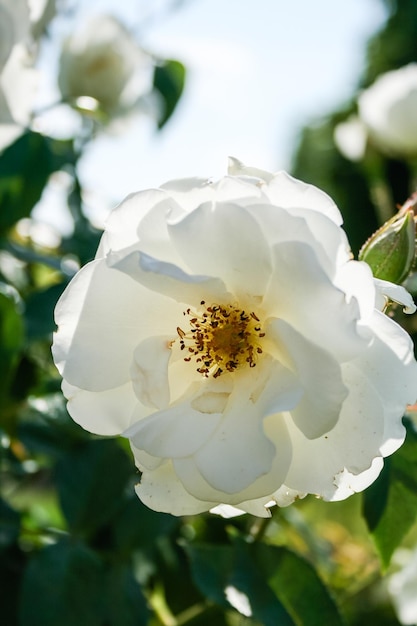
[178,302,265,378]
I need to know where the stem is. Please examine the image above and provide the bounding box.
[248,510,276,543]
[175,602,212,625]
[149,587,211,626]
[385,157,411,208]
[148,585,177,626]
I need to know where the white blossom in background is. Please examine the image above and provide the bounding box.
[388,548,417,625]
[52,159,417,518]
[358,64,417,157]
[333,115,368,162]
[58,15,153,119]
[0,0,54,151]
[28,0,56,40]
[0,0,31,70]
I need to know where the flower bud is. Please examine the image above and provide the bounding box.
[359,209,416,284]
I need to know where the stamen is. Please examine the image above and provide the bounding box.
[179,303,265,377]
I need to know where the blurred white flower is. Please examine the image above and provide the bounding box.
[58,15,153,119]
[0,0,30,71]
[358,64,417,157]
[333,115,368,162]
[52,158,417,517]
[0,49,38,152]
[28,0,56,40]
[0,0,52,152]
[388,548,417,625]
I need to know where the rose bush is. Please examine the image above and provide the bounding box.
[58,15,152,118]
[358,63,417,157]
[52,159,417,517]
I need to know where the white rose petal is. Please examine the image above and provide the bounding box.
[267,318,348,439]
[135,460,218,516]
[52,159,417,516]
[167,199,273,299]
[374,278,417,314]
[62,379,140,436]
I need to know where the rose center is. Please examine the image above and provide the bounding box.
[177,302,265,378]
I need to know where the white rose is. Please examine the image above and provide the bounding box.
[0,0,41,151]
[52,158,417,518]
[28,0,56,40]
[0,0,31,71]
[388,548,417,625]
[58,15,152,117]
[358,64,417,157]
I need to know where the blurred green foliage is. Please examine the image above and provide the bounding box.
[1,1,417,625]
[365,0,417,85]
[153,60,187,130]
[292,0,417,254]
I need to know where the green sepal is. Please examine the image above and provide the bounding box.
[359,210,415,284]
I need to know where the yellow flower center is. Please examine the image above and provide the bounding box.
[177,301,265,378]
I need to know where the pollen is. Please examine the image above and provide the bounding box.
[177,302,265,378]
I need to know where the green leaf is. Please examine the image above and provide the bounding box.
[249,541,344,626]
[112,493,178,555]
[153,60,186,129]
[186,544,235,607]
[186,539,344,626]
[363,420,417,568]
[18,403,89,459]
[55,439,133,535]
[1,544,27,626]
[0,132,70,234]
[0,497,21,551]
[186,542,294,625]
[102,563,149,626]
[0,287,24,413]
[19,541,102,626]
[24,281,67,340]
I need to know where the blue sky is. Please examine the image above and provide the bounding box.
[34,0,388,229]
